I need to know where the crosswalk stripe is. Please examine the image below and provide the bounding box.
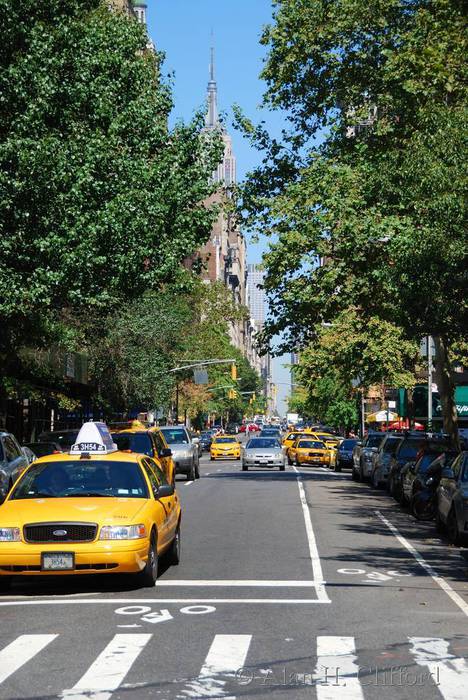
[314,636,364,700]
[0,634,58,684]
[409,637,468,700]
[177,634,252,699]
[61,633,152,700]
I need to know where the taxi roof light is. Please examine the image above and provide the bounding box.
[70,422,118,456]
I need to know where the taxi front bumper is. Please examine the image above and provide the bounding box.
[211,450,240,459]
[0,539,150,576]
[297,454,330,464]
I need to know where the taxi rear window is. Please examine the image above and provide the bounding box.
[111,432,153,457]
[10,461,149,500]
[298,440,326,449]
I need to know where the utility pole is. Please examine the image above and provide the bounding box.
[427,335,433,430]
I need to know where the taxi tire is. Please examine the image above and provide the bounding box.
[140,533,158,587]
[168,525,181,565]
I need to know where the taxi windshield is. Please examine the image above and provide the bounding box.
[10,461,149,500]
[298,440,326,449]
[214,437,237,444]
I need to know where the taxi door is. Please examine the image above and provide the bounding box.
[151,431,175,485]
[140,458,170,550]
[146,457,179,546]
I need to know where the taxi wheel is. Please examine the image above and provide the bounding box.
[168,525,181,566]
[210,456,215,461]
[140,533,158,587]
[287,456,293,466]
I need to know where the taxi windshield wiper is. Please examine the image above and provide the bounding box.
[64,491,112,497]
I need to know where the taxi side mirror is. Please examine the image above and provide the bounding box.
[160,448,172,458]
[155,484,174,499]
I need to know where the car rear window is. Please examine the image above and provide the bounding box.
[160,428,189,444]
[340,440,357,450]
[383,438,403,453]
[298,440,326,449]
[397,439,425,460]
[111,433,153,457]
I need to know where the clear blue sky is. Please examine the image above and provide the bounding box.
[148,0,291,414]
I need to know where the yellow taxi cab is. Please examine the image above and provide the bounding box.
[288,438,330,466]
[0,422,181,589]
[310,432,342,467]
[110,421,175,485]
[282,431,312,451]
[210,435,241,461]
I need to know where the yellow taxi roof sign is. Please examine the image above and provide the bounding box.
[70,422,117,455]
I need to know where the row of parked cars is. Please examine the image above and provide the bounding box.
[335,430,468,547]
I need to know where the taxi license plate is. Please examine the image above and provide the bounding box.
[41,553,74,571]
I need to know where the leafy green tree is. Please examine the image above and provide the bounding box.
[0,0,222,393]
[237,0,467,442]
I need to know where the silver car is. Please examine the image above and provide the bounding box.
[159,426,200,480]
[0,432,29,492]
[370,434,404,488]
[241,437,285,471]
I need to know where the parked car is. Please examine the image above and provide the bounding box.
[388,433,428,501]
[370,434,404,488]
[401,441,458,505]
[335,439,359,472]
[352,432,386,481]
[159,426,200,480]
[0,431,29,492]
[436,451,468,545]
[242,437,285,471]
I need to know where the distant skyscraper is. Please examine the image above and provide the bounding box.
[204,46,237,186]
[247,264,265,324]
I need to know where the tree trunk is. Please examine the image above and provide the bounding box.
[432,336,460,449]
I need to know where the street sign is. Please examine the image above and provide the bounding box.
[193,369,208,385]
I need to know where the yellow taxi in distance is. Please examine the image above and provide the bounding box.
[210,435,241,461]
[310,433,341,467]
[110,422,175,486]
[288,438,330,466]
[0,422,181,589]
[282,431,312,451]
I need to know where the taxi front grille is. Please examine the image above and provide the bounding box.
[24,522,97,543]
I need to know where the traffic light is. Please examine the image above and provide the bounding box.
[228,389,238,400]
[231,363,237,381]
[252,393,256,401]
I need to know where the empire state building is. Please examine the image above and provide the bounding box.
[204,47,237,187]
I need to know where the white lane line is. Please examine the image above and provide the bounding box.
[0,598,327,606]
[409,637,468,700]
[0,634,58,684]
[177,634,251,699]
[376,510,468,617]
[62,633,152,700]
[293,465,330,603]
[314,636,364,700]
[156,579,318,587]
[184,481,194,486]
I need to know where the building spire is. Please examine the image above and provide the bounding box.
[206,39,219,128]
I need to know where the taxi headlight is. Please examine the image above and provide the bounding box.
[0,527,21,542]
[99,524,147,540]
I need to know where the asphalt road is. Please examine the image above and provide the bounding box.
[0,448,467,700]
